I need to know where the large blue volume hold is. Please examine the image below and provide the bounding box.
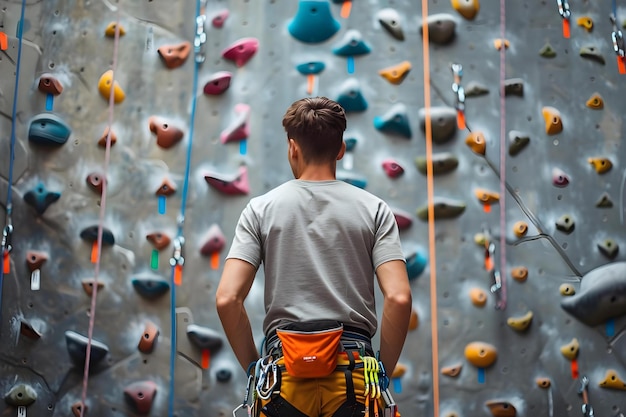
[28,113,71,146]
[288,0,340,44]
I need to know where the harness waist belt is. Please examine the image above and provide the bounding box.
[266,325,374,357]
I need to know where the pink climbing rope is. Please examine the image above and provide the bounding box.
[497,0,507,310]
[79,8,122,417]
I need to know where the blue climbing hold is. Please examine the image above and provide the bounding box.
[186,324,224,351]
[23,182,60,215]
[405,249,427,280]
[28,113,72,146]
[374,103,412,139]
[344,137,357,152]
[337,171,367,189]
[65,330,110,367]
[296,61,326,75]
[336,79,368,112]
[132,274,170,299]
[333,30,372,56]
[288,1,340,44]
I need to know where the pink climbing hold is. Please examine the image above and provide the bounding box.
[382,159,405,178]
[203,71,232,95]
[200,224,226,256]
[212,9,229,28]
[222,38,259,67]
[204,166,250,195]
[220,104,250,144]
[392,208,413,230]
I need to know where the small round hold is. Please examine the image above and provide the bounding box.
[216,368,232,382]
[511,267,528,282]
[470,287,487,307]
[552,168,570,187]
[494,38,510,50]
[465,131,486,155]
[473,232,487,246]
[513,221,528,238]
[536,377,551,389]
[441,363,462,377]
[559,283,576,296]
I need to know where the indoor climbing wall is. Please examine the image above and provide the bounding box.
[1,0,626,416]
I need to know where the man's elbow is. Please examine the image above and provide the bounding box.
[215,290,241,316]
[387,290,412,310]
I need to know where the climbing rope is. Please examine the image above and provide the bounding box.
[168,1,206,415]
[0,0,27,330]
[497,0,508,311]
[420,1,439,417]
[78,6,122,417]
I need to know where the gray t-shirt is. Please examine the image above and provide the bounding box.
[226,179,405,338]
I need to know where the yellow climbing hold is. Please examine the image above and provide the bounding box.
[560,338,579,360]
[391,363,406,378]
[474,232,487,246]
[507,311,533,332]
[441,363,462,377]
[470,287,487,307]
[585,93,604,109]
[588,157,612,174]
[474,188,499,205]
[576,16,593,32]
[379,61,412,85]
[536,377,551,389]
[451,0,480,20]
[559,283,576,296]
[465,131,486,155]
[105,22,126,37]
[599,369,626,390]
[464,341,497,368]
[513,221,528,238]
[542,106,563,135]
[493,38,510,50]
[98,70,125,104]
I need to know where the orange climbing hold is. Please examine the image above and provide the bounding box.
[542,106,563,135]
[536,377,551,388]
[464,341,497,367]
[493,38,509,50]
[585,93,604,109]
[576,16,593,32]
[409,308,419,330]
[513,221,528,238]
[104,22,126,37]
[441,363,462,377]
[98,69,125,104]
[156,178,177,196]
[511,266,528,282]
[474,188,499,206]
[469,287,487,307]
[486,401,516,417]
[451,0,480,20]
[378,61,412,85]
[588,157,612,174]
[598,369,626,390]
[158,42,192,69]
[98,127,117,147]
[465,131,486,155]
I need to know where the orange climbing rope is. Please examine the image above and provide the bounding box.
[420,1,439,416]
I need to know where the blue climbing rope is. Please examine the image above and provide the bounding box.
[0,0,27,330]
[168,1,206,415]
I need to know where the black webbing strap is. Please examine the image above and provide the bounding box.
[344,351,356,405]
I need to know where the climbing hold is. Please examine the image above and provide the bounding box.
[542,106,564,134]
[420,14,456,45]
[377,8,405,41]
[288,0,340,43]
[409,309,418,330]
[296,61,326,75]
[595,192,613,208]
[374,103,412,138]
[211,9,229,28]
[23,182,60,215]
[536,378,551,389]
[464,341,497,368]
[97,69,125,103]
[552,168,569,187]
[381,159,404,178]
[464,81,489,97]
[336,79,368,112]
[216,369,233,382]
[392,208,413,231]
[559,337,579,360]
[539,42,556,58]
[204,166,250,195]
[506,311,533,332]
[158,41,191,69]
[561,262,626,326]
[337,172,367,189]
[598,239,619,259]
[187,324,224,352]
[4,384,37,406]
[504,78,524,96]
[149,116,184,149]
[419,106,457,143]
[405,250,427,280]
[598,369,626,390]
[221,103,250,144]
[124,381,157,414]
[588,157,612,174]
[465,131,486,155]
[80,225,115,246]
[222,38,259,67]
[138,321,159,353]
[441,363,462,377]
[511,267,528,282]
[132,274,170,299]
[332,30,372,56]
[508,130,530,156]
[28,113,72,146]
[415,152,459,175]
[451,0,480,20]
[474,188,499,206]
[576,16,593,31]
[98,126,117,147]
[344,137,357,151]
[38,73,63,95]
[555,214,575,233]
[493,38,510,50]
[81,279,104,296]
[416,197,466,220]
[585,93,604,109]
[104,22,126,37]
[485,401,516,417]
[65,330,109,366]
[579,45,605,65]
[71,402,88,417]
[20,320,42,340]
[203,71,232,95]
[200,224,226,256]
[473,232,487,246]
[25,250,47,272]
[559,283,575,296]
[470,287,487,307]
[86,172,106,194]
[146,232,171,251]
[512,221,528,238]
[155,178,176,196]
[390,363,406,379]
[378,61,411,85]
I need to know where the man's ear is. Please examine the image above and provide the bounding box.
[336,140,346,161]
[288,138,297,159]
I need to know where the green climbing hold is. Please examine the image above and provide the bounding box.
[539,42,556,58]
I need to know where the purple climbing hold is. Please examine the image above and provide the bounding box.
[382,159,405,178]
[212,9,229,28]
[552,168,570,188]
[222,38,259,67]
[203,71,232,95]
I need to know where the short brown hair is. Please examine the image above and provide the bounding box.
[282,97,347,164]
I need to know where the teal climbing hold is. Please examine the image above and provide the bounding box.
[296,61,326,75]
[333,30,372,56]
[374,103,412,138]
[336,79,368,112]
[406,249,427,281]
[28,113,71,146]
[337,171,367,189]
[132,274,170,299]
[23,182,61,215]
[288,0,340,44]
[344,137,357,151]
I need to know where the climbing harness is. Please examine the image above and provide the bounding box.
[167,1,206,415]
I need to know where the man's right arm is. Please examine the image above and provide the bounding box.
[376,259,412,375]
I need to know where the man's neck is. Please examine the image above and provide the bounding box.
[296,164,336,181]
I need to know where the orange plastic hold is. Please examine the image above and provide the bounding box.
[391,363,406,378]
[81,278,104,296]
[493,38,509,50]
[158,41,191,69]
[149,116,184,149]
[464,341,497,367]
[560,337,579,360]
[25,250,48,272]
[588,157,612,174]
[599,369,626,390]
[38,74,64,95]
[511,267,528,282]
[156,179,177,196]
[542,106,563,135]
[576,16,593,32]
[469,287,487,307]
[138,321,159,353]
[98,127,117,147]
[451,0,480,20]
[71,402,88,417]
[536,377,551,389]
[465,131,486,155]
[474,188,499,205]
[409,308,418,330]
[146,232,171,251]
[513,221,528,238]
[486,401,516,417]
[441,363,462,377]
[378,61,412,85]
[585,93,604,109]
[98,69,125,104]
[104,22,126,37]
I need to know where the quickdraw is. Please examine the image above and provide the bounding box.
[450,63,465,130]
[610,0,626,74]
[556,0,571,38]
